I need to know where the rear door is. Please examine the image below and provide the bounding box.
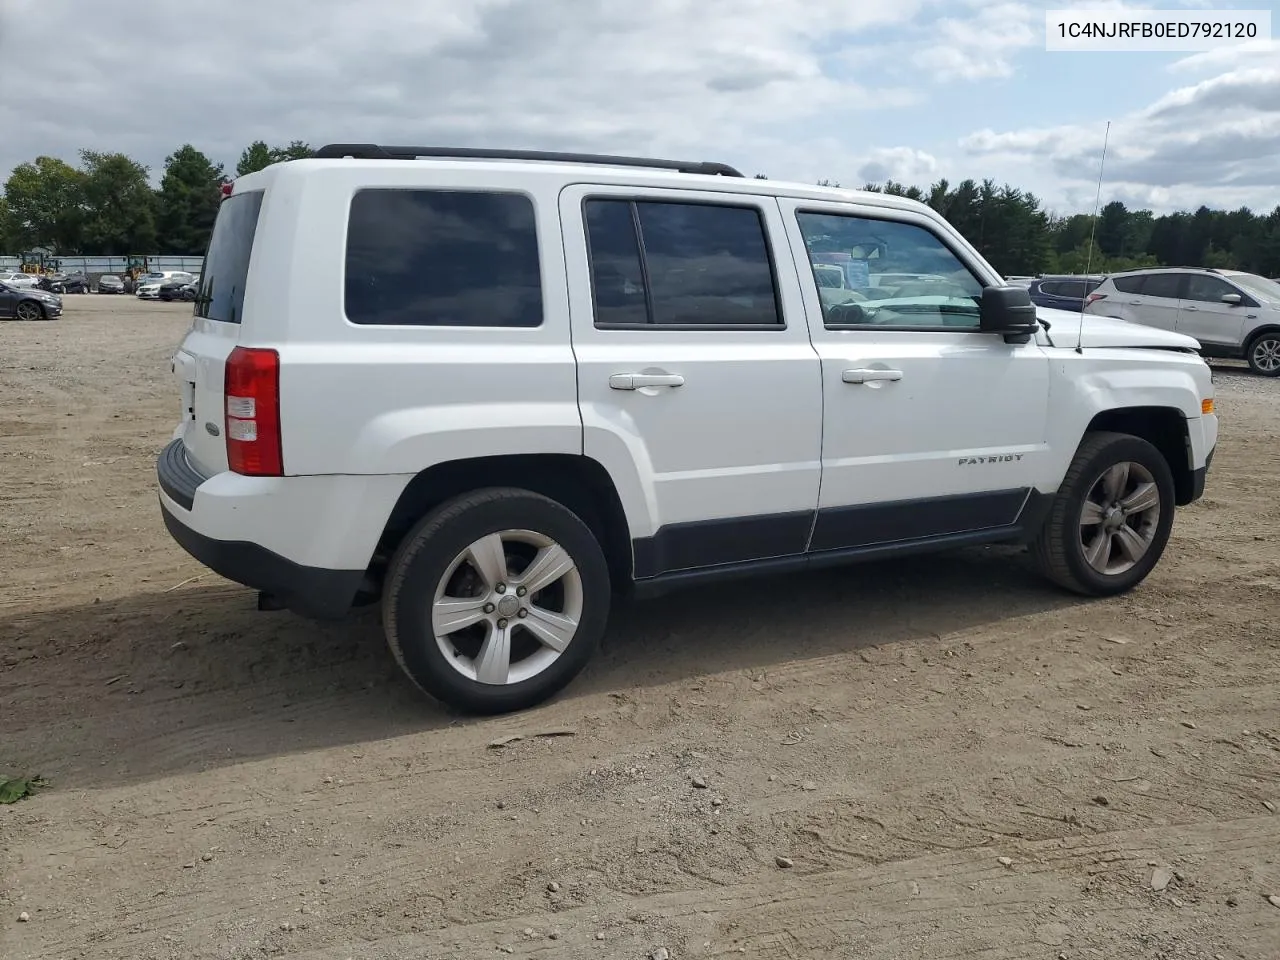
[560,185,822,578]
[1176,273,1250,350]
[1120,272,1184,331]
[173,189,263,475]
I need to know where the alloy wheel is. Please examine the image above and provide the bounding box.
[1078,461,1162,576]
[431,529,583,685]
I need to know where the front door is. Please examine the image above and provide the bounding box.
[0,284,16,318]
[777,199,1052,552]
[1176,273,1251,352]
[559,185,823,579]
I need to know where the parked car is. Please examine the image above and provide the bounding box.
[137,271,195,300]
[0,271,39,289]
[1026,275,1105,312]
[1084,267,1280,376]
[158,278,198,301]
[0,280,62,320]
[37,271,90,294]
[96,274,125,294]
[156,144,1217,714]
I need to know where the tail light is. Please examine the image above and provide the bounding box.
[1084,292,1107,308]
[224,346,282,476]
[220,181,234,199]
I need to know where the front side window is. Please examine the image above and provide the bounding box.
[345,189,543,327]
[794,212,984,328]
[1184,274,1238,304]
[584,198,781,327]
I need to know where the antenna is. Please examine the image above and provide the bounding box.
[1076,120,1112,354]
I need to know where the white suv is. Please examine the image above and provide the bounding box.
[157,144,1218,714]
[1084,267,1280,376]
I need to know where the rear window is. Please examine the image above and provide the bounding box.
[195,191,263,325]
[344,188,543,327]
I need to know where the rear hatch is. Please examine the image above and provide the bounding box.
[171,188,264,477]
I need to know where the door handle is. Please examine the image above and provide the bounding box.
[609,373,685,390]
[1184,305,1199,312]
[843,368,903,384]
[1129,299,1142,305]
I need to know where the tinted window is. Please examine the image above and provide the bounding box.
[345,189,542,327]
[795,212,984,328]
[584,200,648,326]
[584,199,781,327]
[1184,274,1237,303]
[195,190,263,325]
[1141,273,1183,300]
[1112,275,1144,294]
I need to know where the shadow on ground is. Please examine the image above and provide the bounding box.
[1,544,1086,790]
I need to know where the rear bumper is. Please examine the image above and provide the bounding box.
[160,502,364,619]
[155,438,410,618]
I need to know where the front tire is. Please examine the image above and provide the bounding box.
[382,487,611,714]
[1246,331,1280,377]
[15,301,43,322]
[1032,431,1176,597]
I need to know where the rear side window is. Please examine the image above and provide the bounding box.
[345,189,542,327]
[1112,275,1145,294]
[196,191,263,325]
[584,198,781,328]
[1141,273,1184,300]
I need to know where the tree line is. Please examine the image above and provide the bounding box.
[2,142,1277,278]
[0,141,313,257]
[767,174,1279,279]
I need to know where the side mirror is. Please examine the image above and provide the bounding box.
[980,285,1040,344]
[1221,293,1242,306]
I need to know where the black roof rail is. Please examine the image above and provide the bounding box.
[312,143,744,178]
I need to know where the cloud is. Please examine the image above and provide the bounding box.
[856,147,941,185]
[910,2,1038,80]
[960,57,1280,213]
[0,0,935,182]
[0,0,1272,219]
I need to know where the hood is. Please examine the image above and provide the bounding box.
[1040,308,1200,351]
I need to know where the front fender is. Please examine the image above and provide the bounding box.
[1045,350,1216,483]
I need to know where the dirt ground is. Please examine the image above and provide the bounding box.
[2,295,1278,960]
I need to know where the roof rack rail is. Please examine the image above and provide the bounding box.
[312,143,744,178]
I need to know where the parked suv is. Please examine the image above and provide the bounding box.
[157,145,1218,714]
[1026,275,1104,313]
[1085,267,1280,376]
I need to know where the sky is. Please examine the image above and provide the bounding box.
[0,0,1276,216]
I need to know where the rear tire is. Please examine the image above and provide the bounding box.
[1032,431,1176,597]
[382,487,611,714]
[1246,331,1280,377]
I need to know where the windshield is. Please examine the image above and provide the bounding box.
[195,190,263,324]
[1230,273,1280,303]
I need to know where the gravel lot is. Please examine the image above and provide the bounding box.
[2,295,1279,960]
